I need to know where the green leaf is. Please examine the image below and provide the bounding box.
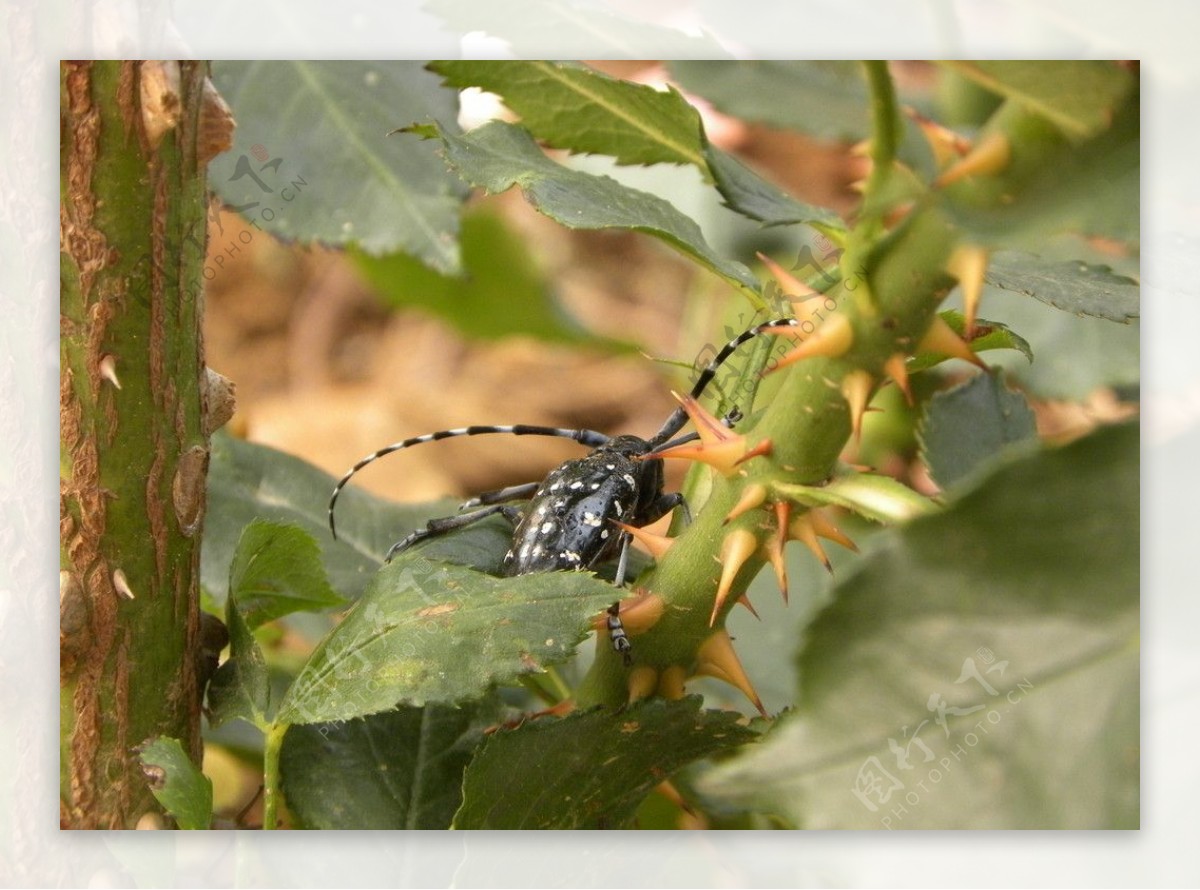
[452,697,757,828]
[971,283,1140,400]
[907,310,1033,373]
[942,61,1135,140]
[210,61,468,273]
[984,250,1139,323]
[670,61,936,177]
[943,92,1138,249]
[276,556,620,724]
[351,207,585,343]
[417,119,759,293]
[669,61,870,142]
[776,472,936,525]
[699,422,1139,828]
[228,520,345,629]
[280,702,497,829]
[918,370,1038,490]
[705,146,842,228]
[204,433,513,605]
[205,587,271,729]
[136,738,213,830]
[430,60,708,172]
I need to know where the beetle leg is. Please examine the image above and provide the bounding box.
[384,504,522,563]
[460,481,540,510]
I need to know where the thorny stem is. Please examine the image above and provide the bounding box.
[575,60,956,710]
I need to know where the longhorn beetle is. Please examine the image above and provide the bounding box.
[328,316,806,662]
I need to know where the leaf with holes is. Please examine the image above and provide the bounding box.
[276,556,620,724]
[210,61,468,272]
[280,701,500,828]
[452,697,758,828]
[698,422,1139,829]
[136,738,213,830]
[413,119,759,294]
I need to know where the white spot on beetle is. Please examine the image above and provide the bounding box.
[540,521,555,534]
[622,474,636,487]
[569,480,584,490]
[614,500,623,514]
[550,481,562,492]
[583,512,602,527]
[605,463,615,471]
[600,529,610,539]
[562,550,581,563]
[590,482,600,490]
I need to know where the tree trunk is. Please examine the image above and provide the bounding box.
[60,60,234,829]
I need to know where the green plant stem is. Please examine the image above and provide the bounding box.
[576,63,960,711]
[60,60,214,828]
[262,722,288,829]
[863,60,900,190]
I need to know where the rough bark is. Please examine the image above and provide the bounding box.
[60,60,234,829]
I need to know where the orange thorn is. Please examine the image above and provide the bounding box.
[737,593,761,620]
[849,137,872,157]
[763,500,792,603]
[883,353,913,406]
[653,393,770,476]
[711,528,759,626]
[657,664,688,701]
[724,483,768,525]
[907,108,971,168]
[947,244,989,338]
[757,251,819,300]
[695,629,768,717]
[840,370,875,441]
[790,513,832,573]
[627,665,658,704]
[763,313,854,374]
[615,591,666,635]
[934,131,1011,187]
[613,521,675,560]
[733,437,773,466]
[918,315,987,369]
[809,508,859,552]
